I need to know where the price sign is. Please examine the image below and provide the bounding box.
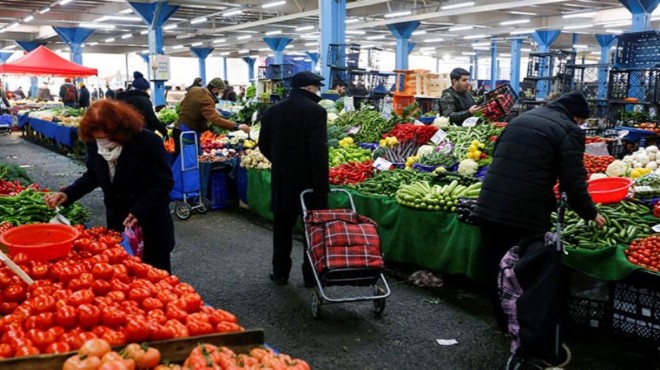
[148,54,170,81]
[652,224,660,233]
[346,125,361,135]
[430,129,447,145]
[344,96,355,112]
[381,96,393,120]
[462,117,479,127]
[617,130,629,139]
[373,157,393,171]
[251,110,259,123]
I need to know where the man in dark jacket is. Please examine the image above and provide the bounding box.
[78,83,91,108]
[115,71,167,137]
[473,92,605,364]
[439,68,484,124]
[59,78,78,108]
[259,71,330,286]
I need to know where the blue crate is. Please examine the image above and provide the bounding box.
[209,170,235,210]
[615,30,660,69]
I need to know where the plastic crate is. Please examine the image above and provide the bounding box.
[209,170,235,210]
[615,30,660,69]
[607,68,659,102]
[360,47,381,71]
[612,280,660,345]
[391,93,415,116]
[566,296,612,329]
[267,64,293,80]
[327,43,360,69]
[482,84,518,121]
[371,73,395,95]
[566,63,610,100]
[257,66,268,80]
[526,50,576,79]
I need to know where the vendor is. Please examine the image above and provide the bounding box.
[439,68,484,124]
[0,81,10,110]
[36,83,52,102]
[173,77,250,154]
[322,79,346,101]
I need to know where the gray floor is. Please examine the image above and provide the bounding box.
[0,132,656,370]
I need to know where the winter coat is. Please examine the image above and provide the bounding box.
[78,87,90,108]
[473,102,597,232]
[439,87,476,124]
[259,88,330,214]
[62,130,175,267]
[115,89,167,137]
[174,87,234,133]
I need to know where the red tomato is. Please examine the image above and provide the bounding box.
[29,262,50,280]
[14,345,39,357]
[31,295,56,314]
[62,354,101,370]
[78,304,101,329]
[56,305,78,328]
[30,329,56,352]
[128,287,151,305]
[78,337,111,358]
[156,290,178,305]
[0,343,13,357]
[34,312,55,330]
[106,291,126,303]
[165,303,188,322]
[11,253,29,264]
[124,317,152,342]
[101,330,127,347]
[101,306,126,328]
[142,297,164,311]
[150,324,175,341]
[71,331,98,349]
[45,341,71,354]
[92,263,115,281]
[68,289,95,307]
[110,279,130,293]
[0,302,18,315]
[3,284,26,302]
[112,264,130,283]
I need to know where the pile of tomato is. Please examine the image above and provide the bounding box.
[625,234,660,272]
[585,136,606,144]
[63,338,161,370]
[183,343,310,370]
[583,153,615,177]
[0,226,243,359]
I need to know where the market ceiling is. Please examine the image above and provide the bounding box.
[0,0,657,61]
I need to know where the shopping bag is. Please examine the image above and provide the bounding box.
[49,206,71,226]
[123,225,144,259]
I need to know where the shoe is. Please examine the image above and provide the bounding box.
[269,273,288,285]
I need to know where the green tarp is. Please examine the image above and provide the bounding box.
[246,169,643,282]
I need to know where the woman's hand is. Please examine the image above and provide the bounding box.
[123,213,138,228]
[44,192,67,209]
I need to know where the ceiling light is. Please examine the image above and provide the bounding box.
[300,35,317,39]
[173,45,184,49]
[293,57,305,61]
[141,49,149,54]
[262,1,286,8]
[510,29,533,35]
[424,38,444,43]
[572,44,589,49]
[265,30,282,35]
[88,42,98,46]
[500,53,511,57]
[163,24,177,30]
[509,11,537,15]
[471,42,490,47]
[448,25,473,31]
[97,15,142,22]
[191,42,203,46]
[419,46,435,51]
[384,11,412,18]
[0,30,6,34]
[412,30,426,36]
[442,2,474,10]
[345,18,360,24]
[346,30,365,35]
[258,47,270,51]
[562,11,598,19]
[500,19,530,26]
[295,25,314,31]
[59,0,73,5]
[23,15,34,23]
[563,24,592,30]
[190,17,207,25]
[119,9,133,14]
[105,37,115,43]
[285,45,293,49]
[464,34,487,39]
[213,38,226,43]
[238,49,250,54]
[304,42,318,46]
[600,21,630,27]
[605,29,624,34]
[473,47,490,51]
[3,45,16,49]
[361,44,376,48]
[220,51,231,56]
[121,33,132,39]
[7,23,19,29]
[521,48,532,52]
[590,51,601,55]
[140,30,149,35]
[366,35,386,40]
[461,52,476,56]
[223,10,243,17]
[237,35,251,40]
[39,7,51,14]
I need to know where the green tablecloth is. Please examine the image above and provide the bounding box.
[246,169,643,282]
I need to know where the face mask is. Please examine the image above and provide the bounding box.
[96,138,118,149]
[315,90,322,97]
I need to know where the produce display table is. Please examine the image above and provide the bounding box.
[17,114,77,148]
[246,169,649,282]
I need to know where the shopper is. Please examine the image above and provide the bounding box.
[105,85,115,100]
[473,92,605,367]
[78,83,90,109]
[0,81,10,110]
[115,71,167,138]
[44,100,175,273]
[187,77,202,91]
[259,71,330,286]
[13,86,26,100]
[221,80,237,102]
[36,83,52,102]
[59,78,78,108]
[173,77,249,154]
[439,68,484,124]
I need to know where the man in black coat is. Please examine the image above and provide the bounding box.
[259,71,330,286]
[473,92,605,361]
[78,83,90,108]
[115,72,168,138]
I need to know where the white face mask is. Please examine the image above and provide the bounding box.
[96,137,118,150]
[315,90,322,97]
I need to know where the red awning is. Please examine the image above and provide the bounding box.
[0,46,97,77]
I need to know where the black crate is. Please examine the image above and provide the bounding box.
[608,68,659,102]
[567,297,612,329]
[526,50,576,79]
[360,47,381,71]
[567,63,610,100]
[347,70,371,97]
[370,73,395,95]
[615,30,660,69]
[327,43,361,69]
[607,102,659,126]
[267,64,293,80]
[329,68,348,89]
[612,279,660,345]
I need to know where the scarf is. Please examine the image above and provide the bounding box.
[97,144,123,181]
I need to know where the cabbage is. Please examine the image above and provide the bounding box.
[318,99,336,111]
[157,108,178,124]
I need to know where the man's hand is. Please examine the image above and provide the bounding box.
[44,192,67,209]
[468,105,484,115]
[238,124,250,133]
[594,213,606,229]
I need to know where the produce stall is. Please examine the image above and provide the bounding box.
[18,115,79,150]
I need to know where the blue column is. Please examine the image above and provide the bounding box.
[263,37,292,65]
[223,58,228,81]
[0,52,13,63]
[242,57,256,82]
[618,0,659,31]
[129,1,179,107]
[320,0,346,90]
[510,39,523,95]
[490,38,497,91]
[52,27,95,67]
[473,53,479,80]
[387,21,420,70]
[595,34,617,100]
[530,30,561,100]
[16,41,46,99]
[305,52,319,71]
[189,47,213,86]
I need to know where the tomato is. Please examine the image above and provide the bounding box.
[47,326,65,340]
[56,305,78,328]
[78,304,101,329]
[120,301,143,316]
[210,309,238,324]
[131,263,150,278]
[110,279,130,293]
[53,288,74,302]
[68,289,95,307]
[123,343,161,369]
[147,309,167,324]
[165,302,188,322]
[127,287,151,304]
[186,317,213,336]
[165,319,189,338]
[180,293,203,313]
[3,284,26,302]
[146,268,168,283]
[71,331,98,349]
[0,272,12,289]
[107,291,126,303]
[45,341,71,354]
[101,329,127,346]
[92,263,115,281]
[0,343,13,358]
[142,297,164,311]
[11,253,29,264]
[29,262,50,280]
[215,322,243,333]
[174,283,196,296]
[62,354,101,370]
[112,264,130,283]
[78,337,112,358]
[74,238,93,251]
[99,361,128,370]
[33,312,55,330]
[101,306,126,328]
[31,295,56,314]
[14,345,39,357]
[13,304,32,320]
[150,324,175,341]
[88,241,109,255]
[0,302,18,315]
[124,317,152,342]
[30,329,56,352]
[156,290,178,305]
[102,248,129,264]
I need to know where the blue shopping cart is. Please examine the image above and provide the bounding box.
[169,130,211,220]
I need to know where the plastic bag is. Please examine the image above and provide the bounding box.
[585,142,609,156]
[123,225,144,259]
[49,207,71,225]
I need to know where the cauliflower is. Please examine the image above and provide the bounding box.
[457,158,479,177]
[605,160,629,177]
[646,145,658,154]
[589,173,608,181]
[646,161,658,170]
[416,145,435,157]
[638,154,650,166]
[327,112,338,122]
[433,116,450,129]
[622,155,634,165]
[649,152,657,161]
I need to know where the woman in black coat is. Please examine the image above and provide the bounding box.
[44,100,175,272]
[115,71,168,137]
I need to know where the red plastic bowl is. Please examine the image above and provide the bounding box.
[0,223,79,261]
[587,177,633,204]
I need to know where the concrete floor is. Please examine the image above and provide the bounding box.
[0,132,657,370]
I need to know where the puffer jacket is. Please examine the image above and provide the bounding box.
[473,102,597,232]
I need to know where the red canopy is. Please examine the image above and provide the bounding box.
[0,46,97,77]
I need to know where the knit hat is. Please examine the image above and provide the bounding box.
[132,75,150,91]
[555,92,590,118]
[208,78,226,89]
[133,71,144,79]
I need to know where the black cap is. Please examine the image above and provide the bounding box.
[556,92,590,118]
[290,71,325,88]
